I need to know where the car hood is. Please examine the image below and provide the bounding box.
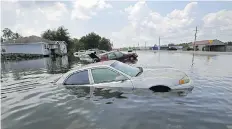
[137,68,186,79]
[130,68,188,88]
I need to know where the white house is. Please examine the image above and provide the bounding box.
[1,36,67,56]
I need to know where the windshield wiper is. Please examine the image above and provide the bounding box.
[135,67,143,77]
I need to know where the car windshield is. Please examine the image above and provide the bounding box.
[110,61,140,77]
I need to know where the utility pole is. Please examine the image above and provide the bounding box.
[145,42,146,50]
[159,36,160,50]
[193,26,198,51]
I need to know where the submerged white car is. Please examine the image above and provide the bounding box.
[56,60,193,92]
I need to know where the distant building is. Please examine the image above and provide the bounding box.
[151,45,169,50]
[1,36,67,56]
[160,45,169,50]
[134,46,152,50]
[192,39,226,52]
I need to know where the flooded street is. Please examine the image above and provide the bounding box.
[1,51,232,129]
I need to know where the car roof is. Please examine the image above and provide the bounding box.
[84,60,116,68]
[69,60,117,73]
[98,50,119,56]
[57,60,117,82]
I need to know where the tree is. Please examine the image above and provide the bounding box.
[41,29,57,41]
[226,41,232,46]
[1,28,23,42]
[12,32,22,40]
[73,38,84,51]
[98,37,112,51]
[79,32,101,49]
[41,26,73,53]
[2,28,13,40]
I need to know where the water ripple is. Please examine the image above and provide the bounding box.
[1,52,232,129]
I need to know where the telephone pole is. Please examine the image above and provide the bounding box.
[193,26,198,51]
[145,42,146,49]
[159,36,160,50]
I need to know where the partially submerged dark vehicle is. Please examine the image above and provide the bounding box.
[96,50,138,63]
[168,47,178,51]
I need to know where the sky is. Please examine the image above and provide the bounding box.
[1,0,232,48]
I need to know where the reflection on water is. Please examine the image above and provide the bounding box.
[1,52,232,129]
[1,56,69,76]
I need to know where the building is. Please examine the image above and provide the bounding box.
[1,36,67,56]
[193,39,226,52]
[135,46,153,50]
[160,45,169,50]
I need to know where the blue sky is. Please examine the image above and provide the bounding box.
[1,0,232,48]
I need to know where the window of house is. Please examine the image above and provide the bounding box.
[91,68,126,83]
[64,70,90,85]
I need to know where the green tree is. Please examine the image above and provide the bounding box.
[2,28,13,40]
[41,29,57,41]
[1,28,23,42]
[98,37,112,51]
[79,32,101,49]
[12,32,22,40]
[41,26,73,53]
[226,41,232,45]
[73,38,84,51]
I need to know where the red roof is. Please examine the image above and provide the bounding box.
[193,40,211,45]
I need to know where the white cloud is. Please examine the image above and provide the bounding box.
[1,1,69,36]
[111,1,198,47]
[38,2,68,21]
[198,9,232,41]
[203,10,232,29]
[71,0,112,20]
[1,1,231,48]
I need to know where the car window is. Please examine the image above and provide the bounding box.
[91,68,126,83]
[107,52,117,59]
[114,51,124,58]
[111,61,140,77]
[64,70,89,85]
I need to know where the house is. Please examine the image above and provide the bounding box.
[1,36,67,56]
[192,39,226,52]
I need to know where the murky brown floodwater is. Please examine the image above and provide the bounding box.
[1,51,232,129]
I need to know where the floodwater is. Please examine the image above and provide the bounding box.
[1,51,232,129]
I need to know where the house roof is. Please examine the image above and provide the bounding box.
[2,36,66,45]
[193,39,225,46]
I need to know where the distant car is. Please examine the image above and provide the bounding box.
[73,50,86,57]
[168,47,177,51]
[98,51,138,62]
[55,60,193,92]
[128,49,133,53]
